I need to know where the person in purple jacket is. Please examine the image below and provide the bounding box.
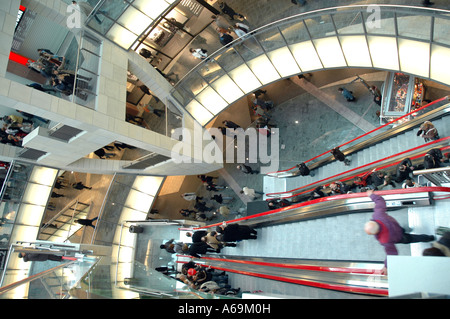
[364,190,434,275]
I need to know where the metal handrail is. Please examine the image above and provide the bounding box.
[171,4,450,91]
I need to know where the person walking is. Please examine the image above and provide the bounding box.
[218,30,234,47]
[240,186,264,200]
[422,231,450,256]
[370,170,396,190]
[181,192,201,201]
[295,162,314,177]
[338,88,355,101]
[51,191,64,198]
[394,158,415,183]
[236,164,259,174]
[218,2,245,20]
[75,216,98,229]
[190,48,208,60]
[216,222,257,241]
[364,190,434,275]
[211,194,233,204]
[72,181,92,190]
[222,120,240,129]
[18,252,76,262]
[330,147,351,166]
[417,120,439,142]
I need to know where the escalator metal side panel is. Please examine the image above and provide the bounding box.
[241,192,432,228]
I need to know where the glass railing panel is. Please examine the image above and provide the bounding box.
[233,36,265,62]
[171,86,192,106]
[171,5,450,129]
[97,0,130,22]
[86,14,115,35]
[279,19,310,44]
[304,13,336,38]
[0,258,97,299]
[396,13,431,41]
[362,9,395,35]
[198,60,226,84]
[333,10,364,34]
[178,71,208,97]
[166,106,183,137]
[214,47,245,73]
[433,17,450,46]
[72,33,101,108]
[254,27,287,52]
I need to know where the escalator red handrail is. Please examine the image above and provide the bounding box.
[176,258,388,296]
[189,261,388,296]
[265,137,450,198]
[266,95,449,176]
[189,256,383,275]
[194,186,450,230]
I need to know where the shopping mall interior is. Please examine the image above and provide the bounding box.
[0,0,449,301]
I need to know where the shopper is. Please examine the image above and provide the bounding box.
[236,164,259,174]
[364,190,434,275]
[75,216,98,229]
[338,87,355,101]
[216,222,257,241]
[218,2,245,20]
[190,48,208,60]
[240,186,264,200]
[330,147,351,166]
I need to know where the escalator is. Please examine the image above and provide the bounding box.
[180,187,450,298]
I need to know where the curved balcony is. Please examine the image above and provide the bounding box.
[170,5,450,126]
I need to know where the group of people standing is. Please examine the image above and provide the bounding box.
[179,175,237,222]
[161,222,258,259]
[27,48,91,97]
[189,2,250,61]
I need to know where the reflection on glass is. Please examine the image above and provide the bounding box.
[333,10,364,34]
[304,14,335,38]
[433,17,450,45]
[255,28,287,52]
[396,14,431,41]
[118,6,153,37]
[107,24,137,49]
[279,19,310,44]
[214,48,243,73]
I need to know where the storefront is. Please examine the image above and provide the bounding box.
[380,72,425,125]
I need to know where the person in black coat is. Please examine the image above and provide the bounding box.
[186,230,208,243]
[330,147,350,166]
[215,222,257,242]
[394,158,415,183]
[423,148,443,169]
[75,217,98,229]
[72,181,92,190]
[188,241,219,258]
[19,252,63,262]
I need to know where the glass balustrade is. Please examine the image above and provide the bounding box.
[170,5,450,126]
